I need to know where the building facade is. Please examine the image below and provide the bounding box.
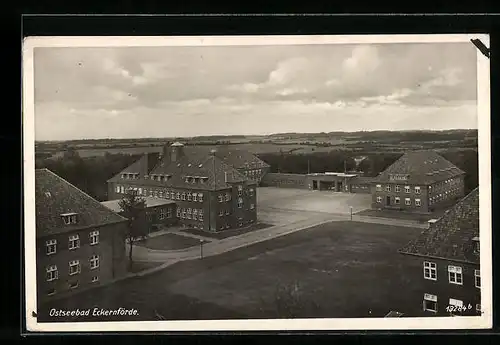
[36,169,128,304]
[371,151,465,213]
[107,142,258,232]
[101,197,177,233]
[398,188,480,317]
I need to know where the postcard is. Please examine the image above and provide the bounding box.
[23,34,492,332]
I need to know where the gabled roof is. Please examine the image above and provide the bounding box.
[100,197,176,213]
[149,153,248,190]
[36,169,127,238]
[399,187,480,264]
[107,152,160,182]
[375,150,465,185]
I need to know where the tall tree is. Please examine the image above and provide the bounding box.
[119,190,148,271]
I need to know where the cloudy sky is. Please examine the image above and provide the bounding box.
[34,42,478,140]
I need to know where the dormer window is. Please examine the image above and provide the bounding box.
[191,177,196,184]
[44,191,52,198]
[61,213,78,225]
[121,174,126,179]
[128,173,133,179]
[473,237,480,254]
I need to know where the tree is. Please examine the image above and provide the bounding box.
[119,190,148,271]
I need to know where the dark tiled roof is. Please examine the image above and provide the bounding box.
[36,169,127,238]
[108,144,264,190]
[399,187,480,264]
[375,150,465,185]
[107,152,160,182]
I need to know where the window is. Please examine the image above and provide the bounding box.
[46,239,57,255]
[218,194,224,203]
[423,293,438,313]
[46,265,58,281]
[62,213,78,225]
[475,269,481,288]
[149,190,154,197]
[405,198,411,206]
[219,209,224,216]
[92,276,99,283]
[115,185,120,193]
[187,208,192,219]
[249,188,254,197]
[226,209,230,215]
[159,191,163,198]
[167,208,172,218]
[423,261,437,280]
[386,185,391,192]
[376,184,382,191]
[176,192,181,200]
[193,193,198,202]
[120,186,125,194]
[198,209,204,221]
[47,288,56,296]
[476,304,481,313]
[69,260,81,275]
[198,193,203,202]
[405,186,411,193]
[181,193,186,201]
[176,208,181,218]
[181,208,186,219]
[238,197,243,208]
[376,196,382,203]
[226,193,231,201]
[68,234,80,250]
[449,298,463,312]
[394,197,400,205]
[448,265,463,285]
[90,255,99,269]
[250,203,255,210]
[89,230,99,245]
[238,185,243,196]
[170,191,175,199]
[187,192,192,201]
[415,199,421,207]
[395,185,401,192]
[415,186,421,194]
[193,209,198,220]
[159,208,166,220]
[154,190,159,198]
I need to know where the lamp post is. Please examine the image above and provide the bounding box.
[350,206,353,221]
[200,239,205,259]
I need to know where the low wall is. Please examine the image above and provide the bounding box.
[260,173,308,189]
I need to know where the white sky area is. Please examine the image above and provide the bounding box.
[33,42,478,140]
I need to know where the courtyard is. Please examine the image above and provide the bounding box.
[38,220,427,322]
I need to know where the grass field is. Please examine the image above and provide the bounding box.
[38,221,429,322]
[136,233,206,250]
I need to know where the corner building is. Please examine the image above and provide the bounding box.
[371,151,465,214]
[107,142,260,232]
[35,169,128,304]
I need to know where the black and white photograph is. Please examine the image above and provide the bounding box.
[23,34,492,331]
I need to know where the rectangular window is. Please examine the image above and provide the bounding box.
[176,192,181,200]
[394,197,400,205]
[149,190,154,197]
[198,193,203,202]
[226,193,231,201]
[171,191,175,199]
[68,234,80,250]
[423,293,438,313]
[475,269,481,288]
[120,186,125,194]
[187,208,192,219]
[47,288,56,296]
[218,194,224,203]
[89,230,99,245]
[198,209,204,221]
[193,193,198,202]
[92,276,99,283]
[46,239,57,255]
[250,203,255,210]
[415,186,421,194]
[415,199,421,207]
[448,265,463,285]
[115,185,120,193]
[423,261,437,280]
[405,198,411,206]
[159,191,163,198]
[226,209,230,215]
[187,192,192,201]
[167,208,172,218]
[159,209,166,220]
[176,208,181,218]
[395,185,400,193]
[69,260,81,275]
[238,197,243,208]
[46,265,58,281]
[181,193,186,201]
[249,188,254,197]
[449,298,463,307]
[62,213,78,225]
[386,185,391,192]
[376,184,382,191]
[69,281,79,289]
[90,255,99,269]
[476,304,481,313]
[219,209,224,216]
[405,186,411,193]
[376,196,382,203]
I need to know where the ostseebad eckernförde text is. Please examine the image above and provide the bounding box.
[49,307,139,317]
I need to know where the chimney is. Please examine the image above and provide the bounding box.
[170,142,185,162]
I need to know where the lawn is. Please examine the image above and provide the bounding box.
[129,261,164,274]
[181,222,273,240]
[136,233,205,250]
[38,221,430,322]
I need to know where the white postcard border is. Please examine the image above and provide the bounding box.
[23,34,492,332]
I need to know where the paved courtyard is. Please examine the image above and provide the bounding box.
[257,187,372,217]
